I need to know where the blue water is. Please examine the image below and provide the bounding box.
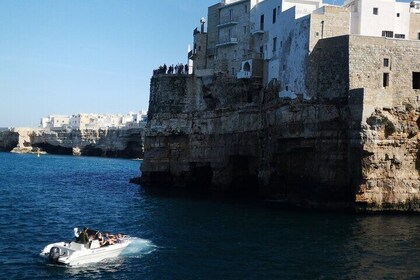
[0,152,419,279]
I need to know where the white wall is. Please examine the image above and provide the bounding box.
[346,0,411,39]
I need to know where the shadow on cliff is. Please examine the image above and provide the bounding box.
[33,143,73,155]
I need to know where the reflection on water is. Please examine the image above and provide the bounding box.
[344,216,420,280]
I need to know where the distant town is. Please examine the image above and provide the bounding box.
[39,111,148,131]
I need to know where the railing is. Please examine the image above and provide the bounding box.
[216,37,238,47]
[242,52,264,60]
[237,71,251,79]
[217,16,239,27]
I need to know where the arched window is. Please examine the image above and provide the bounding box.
[243,62,251,72]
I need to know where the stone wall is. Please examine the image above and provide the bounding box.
[409,13,420,40]
[309,6,350,51]
[347,35,420,211]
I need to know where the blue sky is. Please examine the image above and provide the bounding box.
[0,0,408,127]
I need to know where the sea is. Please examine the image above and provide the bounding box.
[0,152,419,280]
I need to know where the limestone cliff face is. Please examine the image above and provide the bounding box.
[356,107,420,211]
[4,128,144,158]
[141,35,420,212]
[0,130,18,152]
[141,75,358,208]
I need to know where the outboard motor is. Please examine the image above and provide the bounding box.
[49,247,60,263]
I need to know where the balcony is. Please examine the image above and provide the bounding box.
[217,16,239,28]
[242,52,264,60]
[188,50,196,60]
[237,70,251,79]
[216,37,238,47]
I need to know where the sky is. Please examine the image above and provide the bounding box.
[0,0,409,127]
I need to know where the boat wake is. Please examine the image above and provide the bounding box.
[121,237,156,257]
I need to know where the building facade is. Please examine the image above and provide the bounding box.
[189,0,420,97]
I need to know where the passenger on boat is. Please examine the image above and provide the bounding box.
[77,227,89,245]
[104,232,116,245]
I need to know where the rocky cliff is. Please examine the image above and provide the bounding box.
[139,36,420,212]
[140,74,359,209]
[0,130,18,152]
[2,128,144,158]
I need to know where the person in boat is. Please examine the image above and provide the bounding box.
[104,232,117,245]
[97,232,113,247]
[78,227,89,244]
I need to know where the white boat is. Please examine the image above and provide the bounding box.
[40,228,132,266]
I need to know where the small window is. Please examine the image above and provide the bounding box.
[373,7,378,15]
[396,13,400,17]
[273,8,277,23]
[383,73,389,88]
[384,58,389,67]
[244,26,247,34]
[260,14,265,30]
[417,33,420,40]
[382,31,394,38]
[244,5,248,13]
[413,72,420,89]
[273,37,277,52]
[395,34,405,39]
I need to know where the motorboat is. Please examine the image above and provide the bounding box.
[40,228,132,266]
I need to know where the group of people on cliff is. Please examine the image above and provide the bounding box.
[75,227,125,247]
[153,63,189,75]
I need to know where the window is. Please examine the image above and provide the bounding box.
[383,73,389,88]
[413,72,420,89]
[395,34,405,39]
[260,14,264,30]
[273,37,277,52]
[396,13,400,17]
[417,33,420,40]
[273,8,277,23]
[384,58,389,67]
[229,9,233,21]
[245,5,248,13]
[244,26,247,34]
[382,31,394,38]
[373,7,378,15]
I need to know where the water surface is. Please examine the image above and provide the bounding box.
[0,152,419,279]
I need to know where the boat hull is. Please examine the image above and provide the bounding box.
[40,240,131,267]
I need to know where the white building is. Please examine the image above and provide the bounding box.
[190,0,420,96]
[40,111,148,130]
[345,0,412,39]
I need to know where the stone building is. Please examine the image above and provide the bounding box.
[189,0,420,93]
